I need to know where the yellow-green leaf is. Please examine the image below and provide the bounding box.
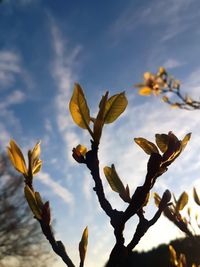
[181,133,191,151]
[139,87,152,96]
[32,160,42,175]
[176,192,188,211]
[7,139,28,176]
[24,185,42,220]
[69,83,91,130]
[134,137,159,155]
[153,192,161,207]
[30,141,41,162]
[155,134,169,153]
[103,164,125,195]
[162,96,169,103]
[169,245,178,266]
[79,226,88,265]
[193,187,200,206]
[143,192,150,207]
[104,92,128,124]
[93,92,108,143]
[35,192,44,210]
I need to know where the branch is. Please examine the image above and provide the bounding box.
[40,221,75,267]
[85,141,126,246]
[127,191,170,253]
[85,140,115,218]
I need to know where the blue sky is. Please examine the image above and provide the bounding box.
[1,0,200,266]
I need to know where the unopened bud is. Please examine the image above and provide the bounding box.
[159,189,171,209]
[159,67,166,75]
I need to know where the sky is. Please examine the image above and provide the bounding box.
[1,0,200,266]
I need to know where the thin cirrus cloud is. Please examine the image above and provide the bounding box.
[0,90,26,110]
[49,17,83,162]
[162,58,184,69]
[0,50,21,88]
[37,171,74,207]
[110,0,199,44]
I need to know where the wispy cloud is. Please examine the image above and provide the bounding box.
[0,90,26,110]
[0,51,21,88]
[49,17,83,161]
[182,68,200,97]
[37,171,74,206]
[110,0,199,44]
[162,58,184,69]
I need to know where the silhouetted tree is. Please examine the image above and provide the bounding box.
[0,149,54,267]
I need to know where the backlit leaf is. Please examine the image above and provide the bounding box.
[79,226,88,266]
[93,92,108,143]
[35,192,44,210]
[155,134,169,153]
[7,139,28,176]
[103,165,131,203]
[69,83,91,130]
[181,133,191,151]
[32,160,42,175]
[193,187,200,206]
[104,92,128,124]
[143,192,150,207]
[153,192,161,207]
[162,132,182,165]
[169,245,178,266]
[139,87,152,96]
[24,185,42,220]
[176,192,188,211]
[134,137,159,155]
[104,164,125,195]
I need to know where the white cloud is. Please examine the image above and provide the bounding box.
[37,171,74,206]
[0,90,26,110]
[110,0,199,43]
[182,68,200,97]
[162,58,183,69]
[0,51,21,88]
[82,171,93,201]
[49,17,83,159]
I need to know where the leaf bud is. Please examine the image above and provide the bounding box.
[159,189,171,209]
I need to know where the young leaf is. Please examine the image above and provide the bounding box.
[153,192,161,207]
[104,92,128,124]
[143,192,150,207]
[93,92,108,144]
[139,87,152,96]
[193,187,200,206]
[162,132,182,165]
[169,245,178,266]
[155,134,169,153]
[69,83,91,131]
[79,226,88,266]
[35,191,44,210]
[103,165,131,203]
[181,133,191,151]
[176,192,188,212]
[103,164,125,194]
[134,137,159,155]
[7,139,28,176]
[24,185,42,220]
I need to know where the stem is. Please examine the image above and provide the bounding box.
[40,221,75,267]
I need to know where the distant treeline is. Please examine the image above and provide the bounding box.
[128,236,200,267]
